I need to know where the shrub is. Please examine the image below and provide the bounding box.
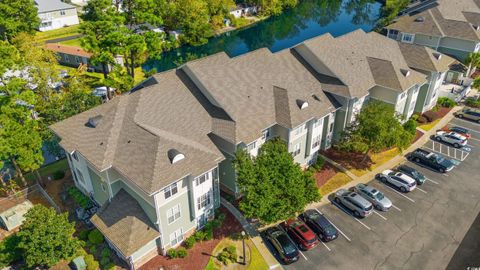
[312,156,325,171]
[101,248,111,258]
[167,249,178,259]
[88,229,104,245]
[85,254,99,270]
[177,248,188,258]
[437,97,456,108]
[465,97,480,108]
[411,113,419,121]
[184,236,196,249]
[104,262,116,270]
[423,111,438,122]
[52,170,66,180]
[68,187,90,208]
[100,257,110,267]
[216,212,226,223]
[0,234,22,268]
[194,230,207,242]
[417,116,428,124]
[217,246,237,266]
[78,230,90,241]
[403,119,417,136]
[89,245,97,255]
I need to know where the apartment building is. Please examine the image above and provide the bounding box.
[51,71,224,268]
[293,29,427,141]
[182,48,337,196]
[398,42,457,113]
[35,0,80,31]
[385,0,480,62]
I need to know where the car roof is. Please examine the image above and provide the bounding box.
[398,164,414,172]
[349,192,371,206]
[395,172,416,184]
[305,210,331,226]
[451,126,468,133]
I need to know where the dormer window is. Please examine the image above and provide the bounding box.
[168,149,185,164]
[296,99,309,110]
[400,69,410,77]
[432,53,442,60]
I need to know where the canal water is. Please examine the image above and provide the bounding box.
[143,0,382,72]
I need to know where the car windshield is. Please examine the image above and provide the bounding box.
[278,235,297,255]
[324,225,336,235]
[436,156,445,163]
[375,192,384,200]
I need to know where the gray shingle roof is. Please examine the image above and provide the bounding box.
[387,0,480,42]
[35,0,76,13]
[398,42,457,72]
[183,48,336,145]
[51,70,224,194]
[294,29,426,97]
[90,189,160,257]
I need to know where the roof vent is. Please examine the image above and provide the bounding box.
[432,52,442,60]
[168,149,185,164]
[400,69,410,77]
[296,99,309,110]
[473,24,480,31]
[312,94,321,102]
[86,115,103,128]
[414,16,425,22]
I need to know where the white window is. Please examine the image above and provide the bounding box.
[196,172,211,186]
[72,152,79,161]
[169,228,183,246]
[312,135,321,148]
[247,141,256,151]
[293,125,304,135]
[76,169,85,185]
[60,10,66,15]
[164,182,178,199]
[401,33,414,43]
[261,129,270,140]
[197,192,211,210]
[167,204,181,224]
[291,143,301,157]
[313,119,321,128]
[400,92,407,99]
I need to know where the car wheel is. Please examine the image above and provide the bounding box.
[414,157,420,163]
[400,186,407,192]
[454,143,460,148]
[439,168,446,173]
[354,210,360,217]
[335,197,341,204]
[375,204,383,211]
[457,114,463,118]
[436,136,442,142]
[381,176,387,183]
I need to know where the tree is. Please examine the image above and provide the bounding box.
[465,52,480,76]
[337,100,413,161]
[173,0,213,45]
[17,205,83,268]
[234,139,321,224]
[0,0,40,41]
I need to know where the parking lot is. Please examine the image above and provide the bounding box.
[267,117,480,270]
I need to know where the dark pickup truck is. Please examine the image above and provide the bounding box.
[407,148,455,173]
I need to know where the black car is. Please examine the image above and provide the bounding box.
[265,226,300,264]
[396,165,426,185]
[407,148,454,173]
[300,209,338,242]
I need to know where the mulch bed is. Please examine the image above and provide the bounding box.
[412,129,424,144]
[435,107,452,119]
[314,163,339,188]
[320,149,373,171]
[139,207,243,270]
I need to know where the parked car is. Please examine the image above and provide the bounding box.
[439,126,471,139]
[352,183,392,211]
[299,209,338,242]
[377,169,417,192]
[396,164,426,185]
[334,189,373,218]
[265,226,300,264]
[434,131,467,148]
[454,108,480,123]
[283,219,319,250]
[407,148,455,173]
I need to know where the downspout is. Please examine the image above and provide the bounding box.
[105,169,114,202]
[128,256,135,270]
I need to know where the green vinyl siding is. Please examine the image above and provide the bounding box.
[415,83,429,113]
[130,238,160,263]
[218,154,237,194]
[88,168,109,206]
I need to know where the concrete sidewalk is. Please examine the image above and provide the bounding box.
[221,198,283,270]
[308,106,462,210]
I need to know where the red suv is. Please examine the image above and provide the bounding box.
[284,219,319,250]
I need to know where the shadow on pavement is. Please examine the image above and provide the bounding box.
[446,210,480,269]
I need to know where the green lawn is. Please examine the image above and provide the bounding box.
[25,159,69,183]
[59,38,83,47]
[319,172,352,196]
[35,24,81,43]
[205,238,268,270]
[349,148,400,177]
[418,119,441,131]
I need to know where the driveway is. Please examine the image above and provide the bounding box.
[279,117,480,270]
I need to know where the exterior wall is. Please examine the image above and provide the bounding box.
[438,37,478,61]
[88,168,110,206]
[190,169,217,227]
[130,238,161,268]
[369,85,398,105]
[288,122,309,165]
[38,8,79,31]
[437,47,471,62]
[413,34,441,49]
[415,83,430,113]
[218,153,237,195]
[403,84,421,119]
[321,112,335,149]
[67,152,94,194]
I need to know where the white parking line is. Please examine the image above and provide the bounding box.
[373,210,388,220]
[320,241,331,251]
[416,187,427,194]
[316,209,351,242]
[425,178,439,185]
[450,119,480,132]
[299,250,308,260]
[443,173,450,177]
[383,185,416,203]
[391,204,402,212]
[470,137,480,142]
[354,218,372,230]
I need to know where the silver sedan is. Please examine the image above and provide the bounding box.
[352,183,392,211]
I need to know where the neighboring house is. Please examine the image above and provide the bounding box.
[229,4,257,18]
[35,0,80,32]
[385,0,480,61]
[293,29,427,141]
[46,43,97,71]
[398,42,458,113]
[50,71,225,268]
[182,48,338,196]
[0,200,34,231]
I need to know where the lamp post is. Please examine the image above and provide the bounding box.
[241,231,246,265]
